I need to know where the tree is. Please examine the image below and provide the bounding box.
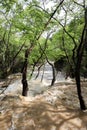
[21,0,64,96]
[0,0,26,77]
[0,0,87,110]
[74,3,87,110]
[50,0,87,110]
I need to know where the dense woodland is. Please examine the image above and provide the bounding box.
[0,0,87,110]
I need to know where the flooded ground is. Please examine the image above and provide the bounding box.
[0,63,66,96]
[0,63,87,130]
[0,80,87,130]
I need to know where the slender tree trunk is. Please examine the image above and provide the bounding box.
[41,64,45,82]
[51,65,56,86]
[74,7,87,110]
[47,61,56,86]
[74,32,86,110]
[75,63,86,110]
[21,46,33,96]
[22,49,29,96]
[73,6,87,110]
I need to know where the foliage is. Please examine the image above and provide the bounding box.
[0,0,86,79]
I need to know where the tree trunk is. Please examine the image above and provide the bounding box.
[75,65,86,110]
[22,70,28,96]
[74,7,87,110]
[22,49,29,96]
[51,65,56,86]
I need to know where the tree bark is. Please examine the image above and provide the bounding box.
[46,60,56,86]
[21,1,65,95]
[22,49,29,96]
[51,64,56,86]
[75,26,86,110]
[75,61,86,110]
[21,47,32,96]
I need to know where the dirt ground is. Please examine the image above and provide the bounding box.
[0,80,87,130]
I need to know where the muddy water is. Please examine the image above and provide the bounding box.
[0,80,87,130]
[1,64,87,130]
[1,63,66,96]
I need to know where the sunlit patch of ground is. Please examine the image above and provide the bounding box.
[0,80,87,130]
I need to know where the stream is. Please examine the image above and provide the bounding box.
[1,64,87,130]
[1,63,66,96]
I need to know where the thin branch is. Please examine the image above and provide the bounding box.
[36,0,64,40]
[38,39,56,86]
[0,10,11,24]
[62,10,72,67]
[7,41,26,73]
[41,63,45,82]
[77,24,86,57]
[27,1,77,50]
[7,23,12,45]
[73,0,84,8]
[30,32,50,78]
[35,64,44,79]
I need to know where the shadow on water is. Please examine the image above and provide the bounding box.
[0,94,87,130]
[0,63,87,129]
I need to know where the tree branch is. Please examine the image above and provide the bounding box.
[36,0,64,40]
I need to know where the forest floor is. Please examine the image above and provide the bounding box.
[0,77,87,130]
